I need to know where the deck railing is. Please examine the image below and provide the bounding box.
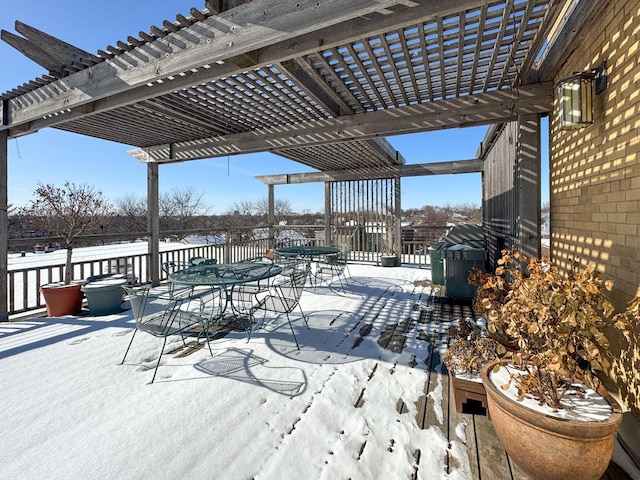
[7,224,446,318]
[8,237,271,317]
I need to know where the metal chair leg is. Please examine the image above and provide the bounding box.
[298,304,309,329]
[120,328,138,365]
[284,311,300,350]
[204,331,213,356]
[150,337,169,384]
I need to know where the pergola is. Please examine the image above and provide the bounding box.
[0,0,592,320]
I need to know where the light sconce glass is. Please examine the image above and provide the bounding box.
[557,61,607,131]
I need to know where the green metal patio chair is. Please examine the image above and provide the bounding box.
[120,285,213,383]
[163,257,218,299]
[315,244,351,290]
[250,265,310,349]
[230,257,277,314]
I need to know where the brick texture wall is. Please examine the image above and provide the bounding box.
[551,0,640,304]
[549,0,640,443]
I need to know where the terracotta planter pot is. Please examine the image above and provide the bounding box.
[481,360,623,480]
[449,372,489,417]
[40,282,85,317]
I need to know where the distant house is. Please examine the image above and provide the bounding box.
[541,214,550,241]
[182,235,225,245]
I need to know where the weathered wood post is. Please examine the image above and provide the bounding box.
[147,163,160,286]
[268,184,275,251]
[0,127,8,321]
[516,113,541,260]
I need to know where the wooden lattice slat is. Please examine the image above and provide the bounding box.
[4,0,557,173]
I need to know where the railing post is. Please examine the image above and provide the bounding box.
[395,177,402,261]
[324,182,331,246]
[268,184,275,250]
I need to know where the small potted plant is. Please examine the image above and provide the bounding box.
[20,182,113,316]
[475,249,634,480]
[442,317,507,415]
[380,213,400,267]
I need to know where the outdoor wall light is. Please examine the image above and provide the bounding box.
[557,61,607,130]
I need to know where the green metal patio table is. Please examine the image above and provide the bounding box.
[275,245,339,258]
[168,261,282,334]
[275,246,340,285]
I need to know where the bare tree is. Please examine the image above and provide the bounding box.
[228,200,257,216]
[256,197,294,222]
[20,182,113,284]
[170,187,209,218]
[114,193,147,233]
[159,187,209,235]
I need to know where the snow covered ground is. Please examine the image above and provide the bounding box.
[2,249,638,479]
[0,262,478,480]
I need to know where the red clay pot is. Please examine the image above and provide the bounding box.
[40,282,85,317]
[481,360,622,480]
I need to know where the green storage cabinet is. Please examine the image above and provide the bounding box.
[442,247,485,299]
[428,247,444,284]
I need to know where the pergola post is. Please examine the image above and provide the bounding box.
[324,182,331,246]
[0,129,8,321]
[268,184,275,249]
[516,113,541,259]
[394,177,402,258]
[147,162,160,286]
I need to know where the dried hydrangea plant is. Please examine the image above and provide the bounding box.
[471,249,634,409]
[442,317,507,377]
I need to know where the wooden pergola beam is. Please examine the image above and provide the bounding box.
[0,0,489,138]
[129,83,552,163]
[255,159,484,185]
[277,58,405,167]
[0,0,416,132]
[279,58,352,117]
[533,0,609,82]
[1,22,97,78]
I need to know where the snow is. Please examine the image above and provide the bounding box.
[8,241,190,269]
[0,253,477,480]
[488,364,613,421]
[3,245,638,480]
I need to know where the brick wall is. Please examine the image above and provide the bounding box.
[551,0,640,304]
[549,0,640,452]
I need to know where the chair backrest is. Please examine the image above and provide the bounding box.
[189,256,206,265]
[253,266,309,315]
[325,252,347,269]
[162,258,216,275]
[338,242,351,255]
[161,260,189,275]
[276,257,307,277]
[277,267,309,307]
[122,286,183,336]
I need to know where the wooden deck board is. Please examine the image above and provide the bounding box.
[448,382,481,480]
[168,276,635,480]
[474,413,516,479]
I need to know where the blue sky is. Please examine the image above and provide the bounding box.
[1,1,549,214]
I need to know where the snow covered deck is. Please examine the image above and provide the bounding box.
[0,264,633,479]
